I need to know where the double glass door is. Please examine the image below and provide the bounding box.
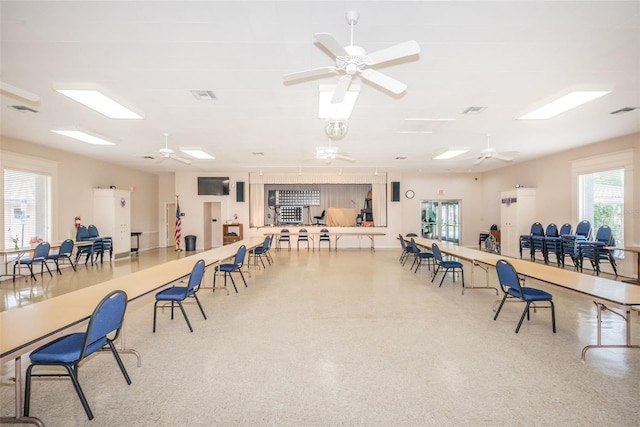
[420,200,461,244]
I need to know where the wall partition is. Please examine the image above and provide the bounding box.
[249,173,388,227]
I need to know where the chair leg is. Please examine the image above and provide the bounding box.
[493,294,509,321]
[438,267,449,287]
[42,260,53,277]
[227,272,238,293]
[175,301,193,332]
[153,301,159,332]
[550,300,556,333]
[237,269,247,287]
[192,293,207,320]
[431,265,441,283]
[515,302,531,333]
[106,340,132,384]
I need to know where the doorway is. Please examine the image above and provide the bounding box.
[204,202,222,248]
[420,200,461,244]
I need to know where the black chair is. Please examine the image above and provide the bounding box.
[545,223,571,266]
[297,228,310,251]
[47,238,76,274]
[431,243,464,288]
[154,260,207,332]
[313,210,326,225]
[410,238,434,274]
[213,245,247,293]
[13,242,52,281]
[319,228,331,251]
[24,290,131,420]
[579,225,618,276]
[519,222,543,261]
[493,259,556,333]
[277,229,291,251]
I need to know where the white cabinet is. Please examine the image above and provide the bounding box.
[93,189,131,259]
[500,188,536,258]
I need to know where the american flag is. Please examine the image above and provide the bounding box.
[175,200,181,249]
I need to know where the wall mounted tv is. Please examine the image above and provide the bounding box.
[197,177,230,195]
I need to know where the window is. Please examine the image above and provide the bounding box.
[578,169,624,248]
[4,169,51,248]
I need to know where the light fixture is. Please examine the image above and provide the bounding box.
[54,84,143,119]
[298,168,302,176]
[518,90,611,120]
[374,168,379,176]
[325,119,349,139]
[51,129,115,145]
[259,169,263,176]
[179,147,215,160]
[433,147,469,160]
[318,84,359,119]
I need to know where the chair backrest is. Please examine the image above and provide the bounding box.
[545,223,558,238]
[319,210,325,218]
[410,238,420,253]
[33,242,51,260]
[88,225,100,238]
[399,234,407,250]
[82,290,128,359]
[279,229,290,240]
[490,224,498,231]
[559,223,572,236]
[431,243,443,262]
[59,238,75,255]
[496,259,522,296]
[406,233,418,237]
[298,229,308,240]
[575,220,591,239]
[594,225,614,244]
[262,236,271,250]
[76,225,90,241]
[235,245,247,267]
[530,222,544,236]
[185,260,205,296]
[320,228,330,240]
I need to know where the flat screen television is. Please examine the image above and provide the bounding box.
[197,177,229,196]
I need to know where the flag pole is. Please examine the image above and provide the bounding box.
[175,195,182,251]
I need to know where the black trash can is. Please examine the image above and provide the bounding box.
[185,235,196,251]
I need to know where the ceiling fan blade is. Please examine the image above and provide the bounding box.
[492,153,514,162]
[335,154,356,162]
[331,75,352,104]
[473,156,486,166]
[360,69,407,94]
[314,33,348,58]
[170,154,192,165]
[283,66,338,82]
[365,40,421,66]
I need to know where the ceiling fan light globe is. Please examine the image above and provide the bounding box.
[325,119,348,139]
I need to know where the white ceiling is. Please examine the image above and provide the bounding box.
[1,1,639,175]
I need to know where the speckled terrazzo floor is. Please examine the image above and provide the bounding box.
[1,248,639,426]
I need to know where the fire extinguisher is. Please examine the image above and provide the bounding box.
[75,216,81,229]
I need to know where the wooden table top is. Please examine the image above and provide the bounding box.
[0,237,264,363]
[475,257,640,308]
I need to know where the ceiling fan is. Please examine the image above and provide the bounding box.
[310,142,356,164]
[283,11,421,104]
[152,133,192,165]
[474,134,518,165]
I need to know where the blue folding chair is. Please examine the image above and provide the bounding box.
[13,242,52,281]
[153,259,207,333]
[24,290,131,420]
[47,238,76,274]
[213,245,247,293]
[431,243,465,288]
[493,259,556,333]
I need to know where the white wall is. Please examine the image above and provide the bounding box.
[0,136,160,251]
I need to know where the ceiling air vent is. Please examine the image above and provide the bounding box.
[462,106,487,115]
[11,105,38,113]
[610,107,638,115]
[191,90,217,101]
